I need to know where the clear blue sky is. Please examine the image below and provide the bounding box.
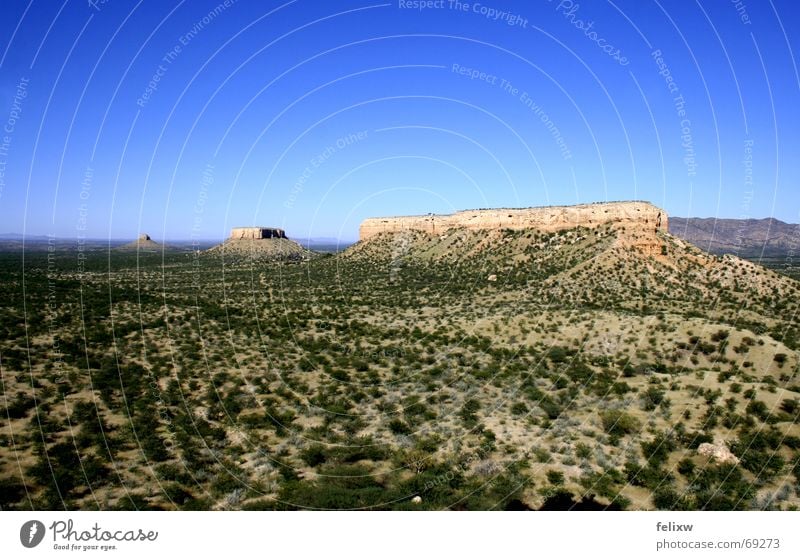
[1,0,798,241]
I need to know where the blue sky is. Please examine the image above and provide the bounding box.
[0,0,798,241]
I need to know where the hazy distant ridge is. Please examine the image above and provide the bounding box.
[669,217,800,257]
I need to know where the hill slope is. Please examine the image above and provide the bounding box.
[205,237,312,261]
[344,221,798,321]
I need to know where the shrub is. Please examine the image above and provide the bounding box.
[4,393,36,419]
[459,399,481,427]
[690,464,754,510]
[653,486,693,510]
[580,468,625,500]
[388,419,412,435]
[731,427,787,482]
[276,465,388,510]
[624,461,673,489]
[300,444,327,467]
[710,330,729,342]
[0,477,26,508]
[600,409,641,437]
[677,458,695,476]
[745,400,769,422]
[510,402,528,416]
[641,386,666,411]
[780,398,799,416]
[546,470,565,486]
[548,346,570,364]
[640,431,676,466]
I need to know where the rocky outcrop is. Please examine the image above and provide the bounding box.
[229,227,287,240]
[360,202,667,240]
[697,442,739,464]
[359,202,668,256]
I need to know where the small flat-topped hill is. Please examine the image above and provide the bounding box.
[206,227,309,261]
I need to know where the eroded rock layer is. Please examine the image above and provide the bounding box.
[229,227,287,240]
[360,202,667,240]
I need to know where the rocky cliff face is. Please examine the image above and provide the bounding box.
[359,202,667,254]
[229,227,287,240]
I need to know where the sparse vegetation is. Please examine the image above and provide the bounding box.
[2,219,799,511]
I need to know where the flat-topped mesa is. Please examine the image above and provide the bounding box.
[229,227,287,240]
[207,226,309,260]
[359,201,667,241]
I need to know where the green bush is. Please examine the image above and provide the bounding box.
[653,486,693,510]
[641,386,666,411]
[546,470,565,486]
[459,399,481,427]
[640,431,676,466]
[388,419,412,435]
[275,465,388,510]
[0,477,26,508]
[4,392,36,419]
[510,402,529,416]
[300,444,327,467]
[600,409,641,437]
[780,398,799,416]
[690,464,754,510]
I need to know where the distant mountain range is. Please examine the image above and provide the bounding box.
[3,217,799,258]
[0,233,52,241]
[669,217,800,257]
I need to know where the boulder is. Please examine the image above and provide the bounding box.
[697,442,739,464]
